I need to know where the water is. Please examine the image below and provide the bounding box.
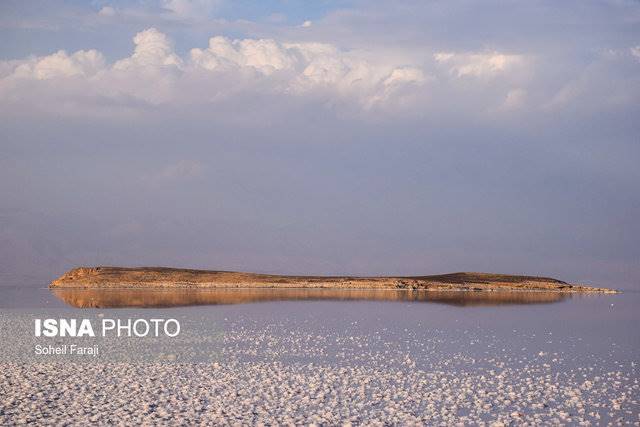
[1,285,638,363]
[1,285,638,423]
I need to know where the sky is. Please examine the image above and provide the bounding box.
[0,0,639,288]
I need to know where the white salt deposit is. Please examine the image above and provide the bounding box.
[1,319,638,425]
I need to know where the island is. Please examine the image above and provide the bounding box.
[50,267,616,293]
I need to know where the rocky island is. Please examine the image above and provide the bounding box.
[50,267,616,293]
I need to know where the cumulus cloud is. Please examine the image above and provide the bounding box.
[187,34,429,110]
[114,28,182,70]
[188,35,424,100]
[0,28,428,114]
[190,36,297,74]
[434,51,524,78]
[9,49,105,80]
[2,28,634,119]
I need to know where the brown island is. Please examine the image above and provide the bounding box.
[50,266,616,293]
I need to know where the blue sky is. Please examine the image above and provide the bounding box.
[1,0,639,287]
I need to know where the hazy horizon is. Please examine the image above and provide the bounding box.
[1,0,639,288]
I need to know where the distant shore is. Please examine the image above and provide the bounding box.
[50,267,617,293]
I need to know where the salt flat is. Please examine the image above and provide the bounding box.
[1,358,638,425]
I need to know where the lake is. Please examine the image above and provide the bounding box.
[0,285,638,424]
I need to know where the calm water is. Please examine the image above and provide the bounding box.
[1,285,638,423]
[1,285,638,362]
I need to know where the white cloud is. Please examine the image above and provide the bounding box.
[0,28,427,114]
[301,20,312,28]
[15,30,632,118]
[11,49,105,80]
[8,28,629,119]
[435,51,524,77]
[113,28,182,70]
[631,46,640,60]
[188,35,428,109]
[188,36,403,98]
[190,36,297,74]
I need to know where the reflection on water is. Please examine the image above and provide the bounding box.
[51,288,571,308]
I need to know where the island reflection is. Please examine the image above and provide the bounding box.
[51,288,571,308]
